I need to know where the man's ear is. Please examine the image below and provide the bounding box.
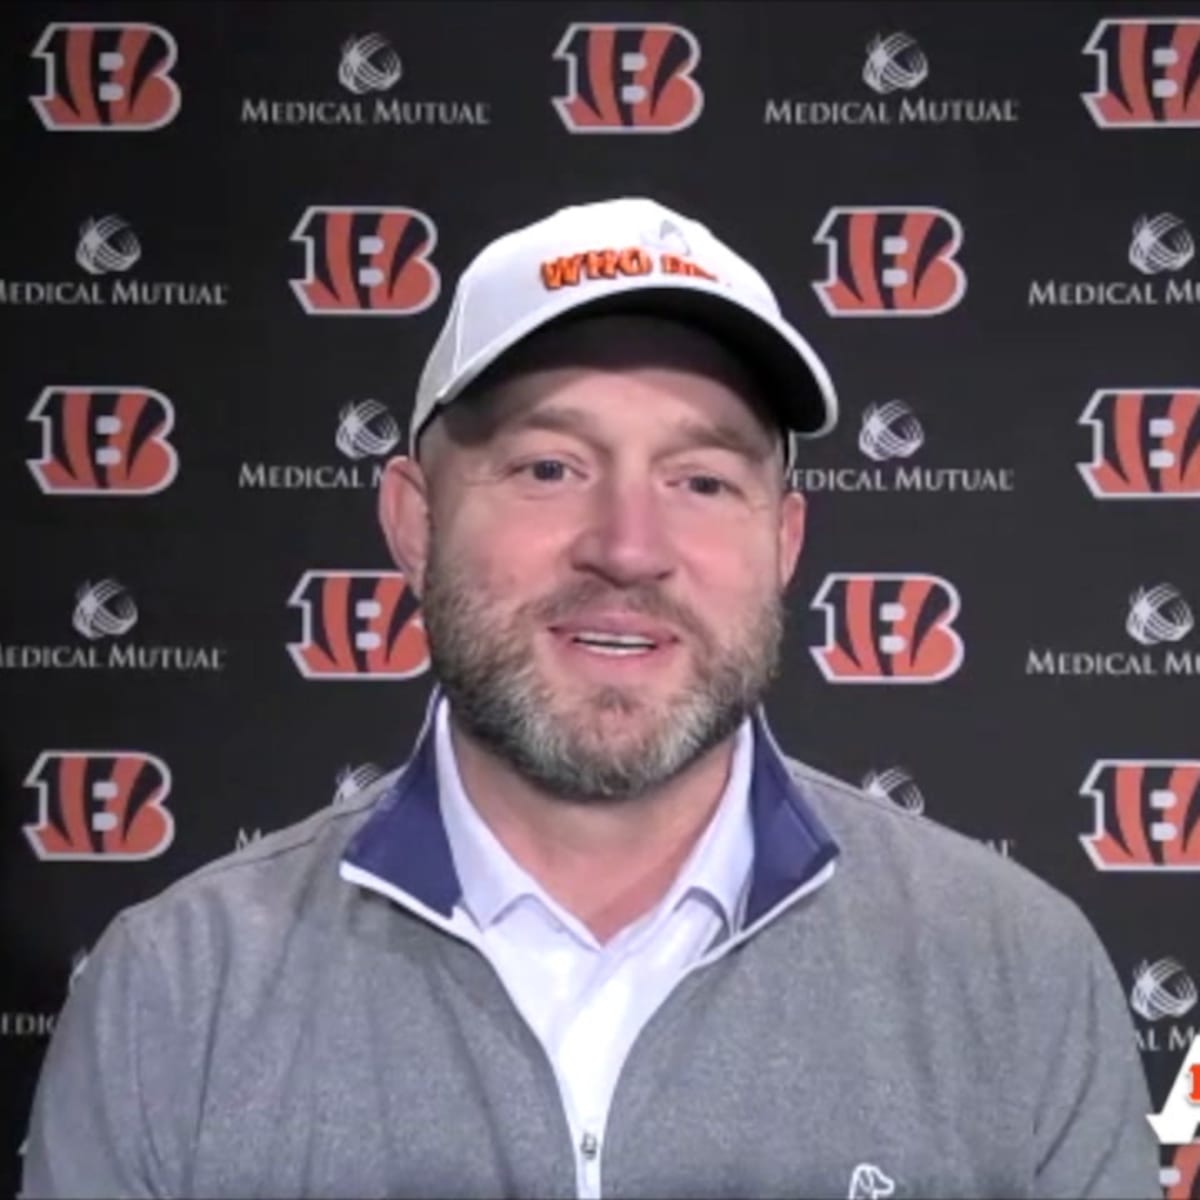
[378,456,431,596]
[777,488,807,591]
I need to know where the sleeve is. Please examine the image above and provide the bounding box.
[20,913,183,1199]
[1031,912,1162,1200]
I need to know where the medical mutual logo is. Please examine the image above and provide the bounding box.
[338,33,402,93]
[862,32,928,94]
[1130,213,1195,274]
[334,400,401,460]
[1029,212,1200,308]
[1026,583,1200,678]
[1131,957,1199,1056]
[239,399,401,490]
[72,579,138,640]
[790,401,1015,493]
[76,215,140,273]
[1127,584,1195,646]
[858,401,924,461]
[860,766,1017,856]
[862,766,926,815]
[241,30,490,127]
[0,215,229,308]
[765,29,1019,127]
[0,579,226,672]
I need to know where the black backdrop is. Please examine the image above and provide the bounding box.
[4,1,1200,1195]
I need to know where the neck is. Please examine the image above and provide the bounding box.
[448,714,740,943]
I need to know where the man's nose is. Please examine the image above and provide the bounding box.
[568,475,676,587]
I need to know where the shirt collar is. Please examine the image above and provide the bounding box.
[434,695,755,933]
[343,686,839,928]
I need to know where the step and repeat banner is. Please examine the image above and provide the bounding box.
[3,0,1200,1194]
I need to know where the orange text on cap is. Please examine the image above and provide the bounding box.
[540,247,717,290]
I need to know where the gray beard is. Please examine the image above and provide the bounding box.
[419,538,783,803]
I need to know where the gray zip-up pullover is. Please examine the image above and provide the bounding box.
[21,701,1161,1199]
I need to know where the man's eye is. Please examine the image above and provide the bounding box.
[685,474,732,496]
[520,459,569,482]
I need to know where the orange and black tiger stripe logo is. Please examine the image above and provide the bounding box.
[1163,1142,1200,1199]
[810,573,964,684]
[1078,389,1200,499]
[290,206,441,315]
[813,207,966,316]
[30,23,181,131]
[24,751,174,861]
[1083,19,1200,129]
[552,23,703,132]
[288,570,429,679]
[27,386,179,495]
[1080,760,1200,871]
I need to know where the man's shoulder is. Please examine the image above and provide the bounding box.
[118,770,398,943]
[783,754,1093,943]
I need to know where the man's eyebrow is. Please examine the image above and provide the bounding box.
[496,406,776,463]
[662,417,776,463]
[498,406,594,440]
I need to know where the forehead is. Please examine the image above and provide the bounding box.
[435,312,780,450]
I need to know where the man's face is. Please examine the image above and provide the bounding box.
[388,313,807,802]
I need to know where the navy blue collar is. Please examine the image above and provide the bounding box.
[342,689,840,927]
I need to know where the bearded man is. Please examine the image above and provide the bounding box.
[22,198,1160,1200]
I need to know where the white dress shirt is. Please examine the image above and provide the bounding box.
[435,699,755,1199]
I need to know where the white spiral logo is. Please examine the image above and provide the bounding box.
[1126,583,1194,646]
[72,579,138,640]
[76,215,141,276]
[862,32,928,95]
[1128,213,1195,275]
[640,218,692,257]
[338,33,402,94]
[858,401,925,462]
[336,399,402,460]
[333,762,385,804]
[862,767,925,815]
[1130,957,1198,1021]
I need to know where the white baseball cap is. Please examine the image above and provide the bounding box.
[412,197,838,465]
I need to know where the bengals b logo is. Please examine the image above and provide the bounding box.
[1081,760,1200,871]
[288,570,429,679]
[1083,19,1200,129]
[1078,389,1200,499]
[810,573,964,684]
[290,206,440,315]
[1163,1143,1200,1199]
[24,751,174,861]
[813,207,966,316]
[27,386,179,496]
[30,23,181,131]
[553,23,703,133]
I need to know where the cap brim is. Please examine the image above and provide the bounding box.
[427,277,838,445]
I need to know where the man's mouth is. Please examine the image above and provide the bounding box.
[567,631,659,657]
[547,615,680,661]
